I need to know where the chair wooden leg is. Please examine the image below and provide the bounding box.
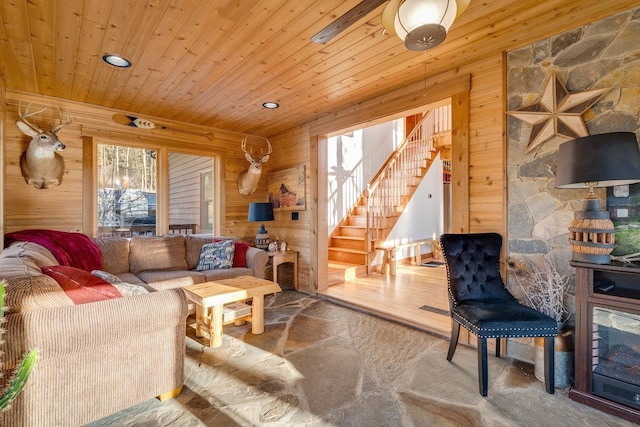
[495,337,501,358]
[544,336,555,394]
[447,321,460,361]
[478,337,488,396]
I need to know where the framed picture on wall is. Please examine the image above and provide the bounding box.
[607,182,640,256]
[268,165,306,211]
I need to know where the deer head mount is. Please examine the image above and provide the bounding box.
[15,101,71,189]
[237,137,272,196]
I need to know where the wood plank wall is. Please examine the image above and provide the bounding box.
[0,80,5,248]
[2,51,505,294]
[2,90,265,244]
[263,126,312,292]
[467,54,506,234]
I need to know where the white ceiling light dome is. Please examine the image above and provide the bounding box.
[394,0,458,51]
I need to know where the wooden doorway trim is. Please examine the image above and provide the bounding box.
[311,74,471,292]
[450,91,470,234]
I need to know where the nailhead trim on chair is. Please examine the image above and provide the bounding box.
[452,312,557,338]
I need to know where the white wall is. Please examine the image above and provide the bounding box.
[327,119,403,232]
[382,152,444,261]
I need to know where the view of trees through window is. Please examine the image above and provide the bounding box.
[97,145,157,236]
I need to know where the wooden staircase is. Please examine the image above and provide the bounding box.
[328,106,452,285]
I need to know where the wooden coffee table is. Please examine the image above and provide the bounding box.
[182,276,281,348]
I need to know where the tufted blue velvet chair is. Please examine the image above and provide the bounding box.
[440,233,558,396]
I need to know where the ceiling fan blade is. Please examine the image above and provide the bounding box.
[311,0,387,44]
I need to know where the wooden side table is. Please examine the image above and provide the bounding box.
[182,276,281,348]
[267,250,298,290]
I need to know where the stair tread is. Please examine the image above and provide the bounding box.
[328,261,366,271]
[328,247,369,254]
[332,235,365,241]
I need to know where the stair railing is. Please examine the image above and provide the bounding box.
[364,105,451,263]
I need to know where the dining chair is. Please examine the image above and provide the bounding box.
[439,232,558,396]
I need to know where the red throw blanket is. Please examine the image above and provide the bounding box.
[5,229,103,272]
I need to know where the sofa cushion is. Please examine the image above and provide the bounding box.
[232,242,250,268]
[196,240,235,271]
[42,265,122,304]
[129,234,188,274]
[0,243,73,313]
[114,272,148,286]
[139,270,206,290]
[5,241,60,268]
[201,267,253,281]
[93,237,130,274]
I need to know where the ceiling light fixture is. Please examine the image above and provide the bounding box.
[383,0,470,51]
[102,54,132,68]
[262,102,279,109]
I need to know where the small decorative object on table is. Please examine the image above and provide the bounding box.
[280,241,287,251]
[268,241,278,252]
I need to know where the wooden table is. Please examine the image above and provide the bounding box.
[267,250,298,290]
[182,276,281,348]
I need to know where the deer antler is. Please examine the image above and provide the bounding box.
[240,136,249,154]
[262,138,272,156]
[17,100,46,133]
[51,107,72,134]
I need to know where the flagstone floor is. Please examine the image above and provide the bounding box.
[88,290,634,426]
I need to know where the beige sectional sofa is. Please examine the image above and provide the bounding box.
[93,233,269,290]
[0,232,268,426]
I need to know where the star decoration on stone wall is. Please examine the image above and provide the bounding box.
[508,73,609,153]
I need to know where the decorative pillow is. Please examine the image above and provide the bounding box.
[196,240,235,271]
[42,265,122,305]
[111,282,150,297]
[91,269,123,284]
[232,242,250,268]
[91,270,149,297]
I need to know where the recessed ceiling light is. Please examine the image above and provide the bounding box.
[102,54,132,68]
[262,102,279,109]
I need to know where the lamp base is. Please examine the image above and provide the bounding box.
[568,198,615,264]
[255,223,270,250]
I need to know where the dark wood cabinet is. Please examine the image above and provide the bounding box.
[570,262,640,424]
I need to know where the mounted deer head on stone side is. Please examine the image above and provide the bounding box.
[15,101,71,189]
[237,137,272,196]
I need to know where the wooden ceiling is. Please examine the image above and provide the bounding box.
[1,0,639,137]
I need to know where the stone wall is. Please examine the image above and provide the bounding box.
[505,7,640,360]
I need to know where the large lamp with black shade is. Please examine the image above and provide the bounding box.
[248,202,274,250]
[555,132,640,264]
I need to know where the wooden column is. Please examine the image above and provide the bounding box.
[450,90,470,234]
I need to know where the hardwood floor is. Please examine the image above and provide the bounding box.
[317,260,452,338]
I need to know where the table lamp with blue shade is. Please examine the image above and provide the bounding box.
[248,202,274,250]
[555,132,640,264]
